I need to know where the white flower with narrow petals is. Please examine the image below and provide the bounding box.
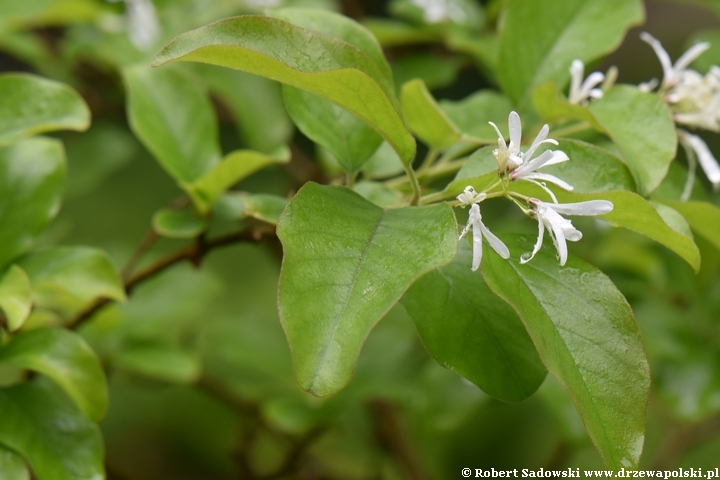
[522,199,614,266]
[679,130,720,194]
[457,186,510,271]
[411,0,466,24]
[640,32,710,89]
[568,59,605,105]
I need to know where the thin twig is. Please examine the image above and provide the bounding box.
[120,229,160,281]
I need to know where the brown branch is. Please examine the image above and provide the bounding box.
[67,225,275,330]
[651,412,720,469]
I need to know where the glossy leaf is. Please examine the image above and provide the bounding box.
[184,147,290,213]
[0,328,108,422]
[588,85,677,195]
[497,0,644,104]
[152,15,416,163]
[283,86,383,174]
[17,246,127,309]
[439,91,514,143]
[0,445,29,480]
[510,182,701,272]
[123,65,221,184]
[152,208,209,239]
[277,183,457,396]
[402,243,547,402]
[482,234,650,470]
[114,344,201,384]
[662,201,720,252]
[532,81,604,131]
[0,265,32,332]
[0,138,65,270]
[0,380,104,480]
[0,73,90,145]
[214,192,288,225]
[401,79,460,149]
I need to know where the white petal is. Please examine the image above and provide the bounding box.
[523,124,556,161]
[569,60,584,102]
[508,111,522,154]
[522,172,575,191]
[640,32,674,85]
[488,121,506,144]
[478,221,510,259]
[576,72,605,102]
[673,42,711,75]
[520,213,545,264]
[523,178,559,203]
[471,218,483,271]
[542,150,569,167]
[550,200,614,216]
[681,131,720,189]
[548,216,569,266]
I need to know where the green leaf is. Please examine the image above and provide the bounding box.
[214,192,289,225]
[277,183,457,396]
[401,79,460,149]
[0,138,65,270]
[17,247,127,312]
[510,182,701,272]
[0,0,100,33]
[401,243,547,402]
[439,90,514,143]
[114,344,201,384]
[0,73,89,145]
[352,181,406,208]
[0,266,32,332]
[0,444,29,480]
[184,147,290,213]
[283,86,383,174]
[152,208,209,239]
[687,29,720,74]
[661,201,720,252]
[196,65,293,153]
[361,18,436,47]
[362,141,405,179]
[532,81,604,131]
[123,65,221,184]
[481,234,650,470]
[421,146,498,203]
[392,52,464,91]
[152,15,416,163]
[0,328,108,422]
[588,85,677,195]
[497,0,644,104]
[0,380,104,480]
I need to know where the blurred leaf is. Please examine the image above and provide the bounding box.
[652,161,708,202]
[352,181,406,208]
[0,266,32,332]
[402,243,547,402]
[392,52,464,91]
[389,0,484,29]
[651,202,694,240]
[588,86,677,195]
[0,73,89,146]
[401,79,460,149]
[662,201,720,252]
[0,328,108,422]
[152,15,416,163]
[214,192,288,225]
[0,0,100,34]
[445,30,498,76]
[277,183,457,396]
[538,375,588,444]
[283,87,383,174]
[197,66,293,153]
[114,344,201,384]
[361,141,405,179]
[152,208,209,239]
[497,0,644,104]
[0,138,65,270]
[18,246,127,313]
[439,91,514,143]
[0,445,29,480]
[533,81,604,130]
[185,147,290,213]
[0,380,104,480]
[482,234,650,470]
[361,18,436,46]
[511,182,701,272]
[123,65,221,184]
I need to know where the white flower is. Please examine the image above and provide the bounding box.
[411,0,466,24]
[457,186,509,271]
[679,130,720,193]
[125,0,159,50]
[640,32,710,89]
[522,199,613,266]
[568,59,605,105]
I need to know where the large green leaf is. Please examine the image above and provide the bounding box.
[510,182,701,272]
[0,444,28,480]
[283,86,383,174]
[497,0,644,104]
[0,73,90,145]
[123,65,221,184]
[0,328,108,422]
[277,182,457,396]
[17,246,127,313]
[662,200,720,252]
[401,79,460,149]
[0,265,32,332]
[401,243,547,402]
[152,15,416,163]
[0,138,65,270]
[0,380,104,480]
[482,235,650,470]
[588,86,677,195]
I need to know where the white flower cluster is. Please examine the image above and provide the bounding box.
[410,0,466,24]
[640,32,720,194]
[457,112,613,271]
